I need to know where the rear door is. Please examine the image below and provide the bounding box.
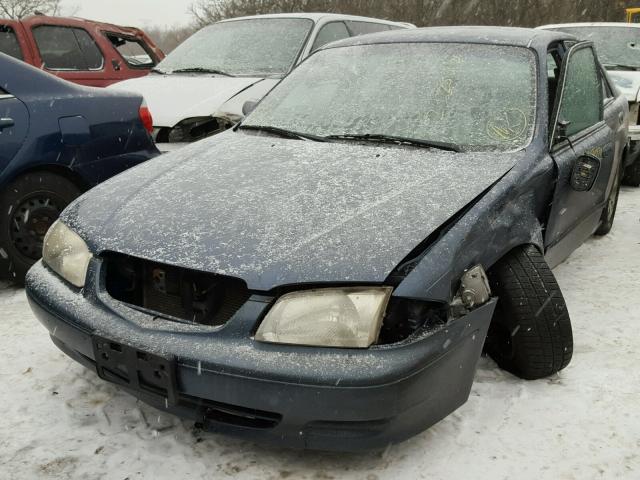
[544,42,616,264]
[0,89,29,174]
[28,23,112,86]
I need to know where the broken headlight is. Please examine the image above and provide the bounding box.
[42,220,92,288]
[255,287,393,348]
[158,116,234,143]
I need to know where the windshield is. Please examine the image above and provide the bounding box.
[549,26,640,69]
[244,43,537,152]
[155,18,313,76]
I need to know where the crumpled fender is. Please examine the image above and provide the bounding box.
[394,153,554,302]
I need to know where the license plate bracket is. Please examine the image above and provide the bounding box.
[92,335,177,406]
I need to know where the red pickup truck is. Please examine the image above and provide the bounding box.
[0,15,164,87]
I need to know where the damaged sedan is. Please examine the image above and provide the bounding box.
[27,27,627,451]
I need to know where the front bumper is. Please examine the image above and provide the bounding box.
[26,260,495,451]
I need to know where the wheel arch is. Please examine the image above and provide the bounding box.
[5,164,91,194]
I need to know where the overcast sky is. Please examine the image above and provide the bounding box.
[61,0,194,28]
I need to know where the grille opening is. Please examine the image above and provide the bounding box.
[104,253,250,326]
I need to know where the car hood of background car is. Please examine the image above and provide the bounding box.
[109,74,277,127]
[608,71,640,102]
[62,133,523,291]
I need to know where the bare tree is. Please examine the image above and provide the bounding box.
[0,0,64,18]
[189,0,636,27]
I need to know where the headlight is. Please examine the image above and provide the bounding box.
[255,287,393,348]
[42,220,92,288]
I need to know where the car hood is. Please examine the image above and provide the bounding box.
[608,71,640,102]
[109,74,267,127]
[63,133,522,291]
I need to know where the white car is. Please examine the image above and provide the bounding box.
[539,23,640,186]
[110,13,413,151]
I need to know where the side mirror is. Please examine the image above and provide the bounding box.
[242,100,258,116]
[555,119,571,143]
[112,59,121,71]
[570,154,601,191]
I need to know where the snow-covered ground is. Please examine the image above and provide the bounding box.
[1,188,639,480]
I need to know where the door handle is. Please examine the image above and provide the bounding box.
[0,118,14,130]
[619,111,625,125]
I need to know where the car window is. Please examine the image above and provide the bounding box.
[557,47,603,137]
[311,22,350,51]
[346,21,391,36]
[0,25,23,60]
[106,33,155,68]
[33,26,104,70]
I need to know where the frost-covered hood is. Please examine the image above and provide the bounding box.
[63,132,521,290]
[608,71,640,102]
[109,74,267,127]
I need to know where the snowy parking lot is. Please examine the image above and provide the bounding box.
[1,187,639,480]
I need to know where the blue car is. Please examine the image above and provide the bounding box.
[0,53,159,282]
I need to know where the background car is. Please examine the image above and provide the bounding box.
[26,27,626,451]
[0,53,160,282]
[109,13,414,151]
[539,22,640,186]
[0,14,165,87]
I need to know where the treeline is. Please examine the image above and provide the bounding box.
[190,0,639,27]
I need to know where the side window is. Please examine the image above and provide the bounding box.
[106,33,155,68]
[346,21,391,36]
[311,22,350,52]
[33,26,104,70]
[0,25,23,60]
[557,47,603,137]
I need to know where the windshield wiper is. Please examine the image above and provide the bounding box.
[603,63,640,71]
[151,67,167,74]
[325,133,461,152]
[239,125,327,142]
[171,67,236,77]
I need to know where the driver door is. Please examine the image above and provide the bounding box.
[544,42,616,267]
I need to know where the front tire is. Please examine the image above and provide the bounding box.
[0,172,81,284]
[485,245,573,380]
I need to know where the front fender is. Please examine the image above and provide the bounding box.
[394,155,554,302]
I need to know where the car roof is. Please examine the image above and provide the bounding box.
[539,22,640,29]
[20,15,147,36]
[217,12,413,27]
[322,26,573,50]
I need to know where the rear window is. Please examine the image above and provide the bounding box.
[106,33,155,68]
[346,21,393,36]
[312,22,350,51]
[33,26,104,70]
[0,25,23,60]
